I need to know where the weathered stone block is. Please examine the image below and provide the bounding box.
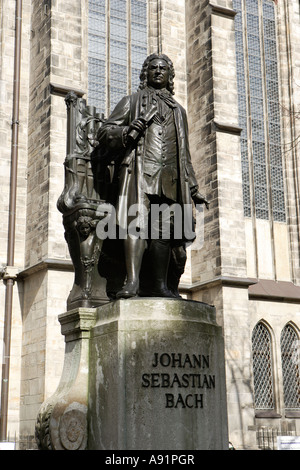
[88,298,228,450]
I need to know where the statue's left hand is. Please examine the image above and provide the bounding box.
[192,192,210,210]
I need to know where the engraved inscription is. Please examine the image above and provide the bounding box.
[141,353,215,409]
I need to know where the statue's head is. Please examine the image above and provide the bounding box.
[139,53,175,95]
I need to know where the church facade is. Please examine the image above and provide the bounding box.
[0,0,299,449]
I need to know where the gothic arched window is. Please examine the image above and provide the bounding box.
[252,322,275,409]
[280,323,300,409]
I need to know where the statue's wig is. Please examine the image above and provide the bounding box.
[139,53,175,95]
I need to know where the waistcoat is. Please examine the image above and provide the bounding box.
[143,102,178,201]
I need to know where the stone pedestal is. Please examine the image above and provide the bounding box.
[35,298,228,450]
[35,308,97,450]
[88,298,228,450]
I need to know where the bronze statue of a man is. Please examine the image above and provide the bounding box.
[96,53,208,299]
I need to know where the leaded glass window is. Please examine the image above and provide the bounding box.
[88,0,106,114]
[234,0,251,217]
[252,322,275,409]
[232,0,286,222]
[110,0,128,108]
[131,0,148,92]
[280,324,300,409]
[88,0,148,116]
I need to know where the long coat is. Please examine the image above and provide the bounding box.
[97,88,199,236]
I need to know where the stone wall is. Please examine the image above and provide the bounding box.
[0,0,31,436]
[19,0,88,439]
[185,0,300,449]
[277,0,300,284]
[186,0,247,285]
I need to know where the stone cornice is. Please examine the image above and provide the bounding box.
[209,2,237,19]
[49,82,86,98]
[18,258,74,279]
[213,120,243,136]
[181,277,300,304]
[249,279,300,303]
[180,276,257,292]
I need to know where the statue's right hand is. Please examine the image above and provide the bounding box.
[128,118,147,135]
